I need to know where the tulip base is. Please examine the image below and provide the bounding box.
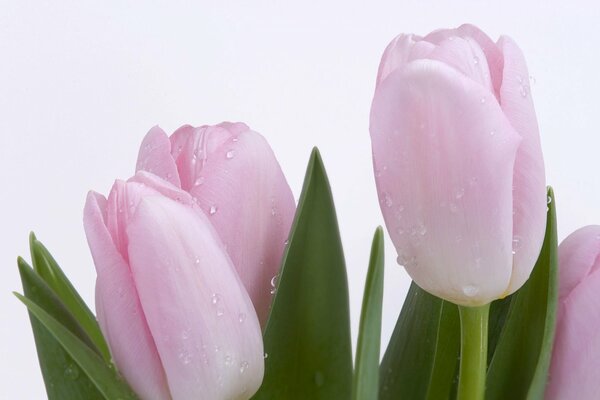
[457,303,490,400]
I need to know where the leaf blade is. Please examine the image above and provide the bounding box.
[29,233,111,362]
[253,148,353,400]
[15,292,138,400]
[485,187,558,400]
[17,258,105,400]
[352,227,385,400]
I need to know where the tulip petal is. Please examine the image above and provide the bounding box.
[376,34,422,87]
[556,225,600,301]
[498,36,547,295]
[547,267,600,399]
[370,59,521,305]
[83,191,170,400]
[127,195,264,400]
[457,24,504,96]
[186,129,295,325]
[169,125,236,191]
[136,126,181,188]
[425,36,493,91]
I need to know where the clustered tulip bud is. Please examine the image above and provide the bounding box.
[84,123,295,399]
[370,24,547,306]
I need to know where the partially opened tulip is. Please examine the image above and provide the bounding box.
[84,172,264,400]
[546,225,600,399]
[370,24,547,306]
[135,122,295,325]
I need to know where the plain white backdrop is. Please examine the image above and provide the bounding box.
[1,1,600,398]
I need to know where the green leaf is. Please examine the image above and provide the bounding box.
[15,291,138,400]
[253,148,353,400]
[29,233,111,362]
[352,227,385,400]
[17,258,105,399]
[486,187,558,400]
[379,282,460,400]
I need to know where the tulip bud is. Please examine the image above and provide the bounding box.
[136,123,295,325]
[546,225,600,399]
[370,24,546,305]
[84,172,264,400]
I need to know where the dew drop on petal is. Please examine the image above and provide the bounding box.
[240,361,249,374]
[226,150,235,159]
[209,205,218,215]
[462,285,479,297]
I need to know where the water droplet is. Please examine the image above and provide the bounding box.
[271,207,277,217]
[547,195,552,204]
[417,223,427,236]
[455,187,465,199]
[216,308,224,317]
[64,363,80,380]
[284,239,289,245]
[195,256,201,265]
[264,353,269,359]
[381,192,393,208]
[211,293,221,305]
[224,355,233,366]
[314,371,325,387]
[480,97,486,104]
[209,205,218,215]
[177,145,183,153]
[489,130,496,136]
[238,313,246,323]
[529,75,536,85]
[181,329,190,340]
[473,56,479,65]
[462,285,479,297]
[194,177,205,186]
[214,345,221,353]
[226,150,235,159]
[240,361,249,374]
[232,137,239,142]
[166,172,173,180]
[512,235,522,255]
[519,84,530,98]
[270,275,278,295]
[178,351,192,365]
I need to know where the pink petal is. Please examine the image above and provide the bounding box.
[425,36,493,91]
[370,59,521,305]
[556,226,600,301]
[187,128,295,325]
[547,266,600,399]
[376,34,422,87]
[127,195,264,400]
[136,126,181,188]
[83,191,170,400]
[498,36,547,294]
[169,125,236,191]
[457,24,504,96]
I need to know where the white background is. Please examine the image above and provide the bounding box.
[1,1,599,398]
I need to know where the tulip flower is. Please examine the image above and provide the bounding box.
[370,24,547,306]
[84,171,264,400]
[135,122,295,325]
[546,225,600,399]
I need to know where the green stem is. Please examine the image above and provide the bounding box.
[457,303,490,400]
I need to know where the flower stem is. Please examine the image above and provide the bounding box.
[457,303,490,400]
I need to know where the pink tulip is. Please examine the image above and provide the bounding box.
[546,225,600,399]
[135,122,295,325]
[84,172,264,400]
[370,24,546,305]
